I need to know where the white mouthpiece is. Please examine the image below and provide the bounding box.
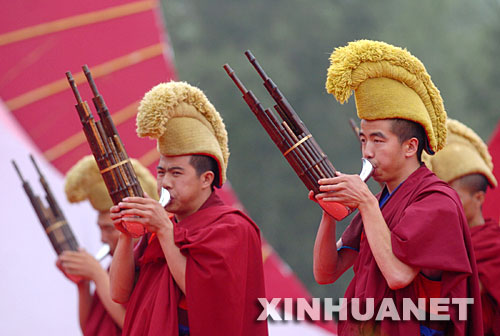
[359,158,374,182]
[159,188,171,207]
[95,244,110,261]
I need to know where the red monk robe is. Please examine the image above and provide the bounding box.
[122,192,268,336]
[470,218,500,335]
[340,165,482,335]
[84,292,122,336]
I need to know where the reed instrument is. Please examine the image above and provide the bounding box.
[224,51,372,220]
[66,65,145,237]
[13,155,79,254]
[349,118,360,139]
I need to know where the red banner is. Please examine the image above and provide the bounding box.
[0,0,176,173]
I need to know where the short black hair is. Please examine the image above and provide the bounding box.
[390,119,427,162]
[189,155,220,189]
[456,174,489,194]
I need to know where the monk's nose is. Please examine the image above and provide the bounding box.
[161,175,173,190]
[362,143,374,159]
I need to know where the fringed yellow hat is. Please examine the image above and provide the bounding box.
[424,119,497,187]
[65,155,159,212]
[326,40,447,154]
[136,81,229,187]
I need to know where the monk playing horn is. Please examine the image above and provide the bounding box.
[109,82,268,336]
[58,155,157,335]
[313,40,482,335]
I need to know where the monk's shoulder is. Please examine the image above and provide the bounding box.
[484,218,500,230]
[402,183,464,228]
[414,179,461,210]
[208,207,260,237]
[471,218,500,238]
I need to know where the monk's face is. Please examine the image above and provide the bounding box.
[156,155,212,219]
[360,119,409,185]
[449,179,484,225]
[97,211,119,255]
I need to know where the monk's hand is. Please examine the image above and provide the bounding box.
[117,194,173,234]
[317,172,373,209]
[308,190,318,203]
[57,248,105,282]
[110,204,131,235]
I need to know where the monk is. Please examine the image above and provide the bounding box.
[313,40,482,335]
[426,119,500,335]
[470,215,500,336]
[109,82,268,336]
[57,156,158,336]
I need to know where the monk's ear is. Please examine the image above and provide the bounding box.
[473,190,486,207]
[404,137,419,158]
[200,171,215,189]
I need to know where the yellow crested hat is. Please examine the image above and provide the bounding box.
[136,81,229,187]
[424,119,497,187]
[65,155,158,212]
[326,40,447,154]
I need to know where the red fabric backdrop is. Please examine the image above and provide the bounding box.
[483,124,500,222]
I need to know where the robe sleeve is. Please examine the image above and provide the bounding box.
[340,213,363,252]
[178,213,263,336]
[391,191,472,275]
[84,293,122,336]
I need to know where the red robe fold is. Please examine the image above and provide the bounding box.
[123,192,268,336]
[84,292,121,336]
[340,165,483,335]
[470,218,500,335]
